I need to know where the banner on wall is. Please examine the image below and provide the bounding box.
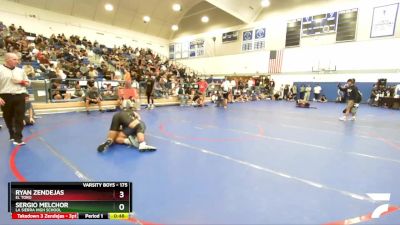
[189,39,205,57]
[169,44,175,59]
[222,31,238,43]
[255,28,266,39]
[370,3,399,38]
[242,30,253,41]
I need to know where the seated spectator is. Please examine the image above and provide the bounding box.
[176,84,190,106]
[319,95,328,103]
[273,91,282,100]
[23,64,35,80]
[105,71,115,81]
[50,82,63,100]
[250,90,260,101]
[103,83,117,100]
[23,95,35,126]
[70,83,84,100]
[87,65,98,80]
[85,80,103,114]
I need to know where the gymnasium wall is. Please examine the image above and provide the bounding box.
[174,0,400,84]
[0,0,169,55]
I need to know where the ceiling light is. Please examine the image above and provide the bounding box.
[104,3,114,11]
[261,0,270,8]
[171,25,179,31]
[143,16,151,23]
[201,16,209,23]
[172,3,181,12]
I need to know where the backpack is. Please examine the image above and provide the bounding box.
[355,90,362,103]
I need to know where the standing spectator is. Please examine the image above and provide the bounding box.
[123,68,131,85]
[304,84,311,101]
[299,84,305,100]
[197,78,208,97]
[145,73,155,109]
[221,78,231,109]
[130,78,140,109]
[313,83,322,101]
[338,79,359,121]
[0,52,31,145]
[291,84,297,100]
[269,79,275,96]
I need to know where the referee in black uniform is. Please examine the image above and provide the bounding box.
[0,52,30,145]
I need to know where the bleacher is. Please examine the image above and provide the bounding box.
[1,21,204,113]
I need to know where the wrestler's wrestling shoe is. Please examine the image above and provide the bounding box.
[97,140,112,152]
[138,143,157,152]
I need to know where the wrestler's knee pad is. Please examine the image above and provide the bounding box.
[135,121,146,134]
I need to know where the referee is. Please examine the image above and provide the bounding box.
[0,52,30,145]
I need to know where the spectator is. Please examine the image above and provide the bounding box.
[145,73,155,109]
[87,65,98,79]
[283,84,289,100]
[338,79,359,121]
[304,84,311,101]
[313,84,322,101]
[23,64,35,80]
[221,78,231,109]
[103,83,116,99]
[70,82,84,100]
[319,95,328,103]
[299,84,305,100]
[291,84,297,100]
[177,84,190,106]
[85,80,103,114]
[23,95,35,126]
[197,78,208,97]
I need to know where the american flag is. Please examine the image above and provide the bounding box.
[268,50,283,74]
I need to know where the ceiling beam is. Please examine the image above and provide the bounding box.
[205,0,260,24]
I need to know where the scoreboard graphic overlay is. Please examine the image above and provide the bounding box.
[9,182,132,220]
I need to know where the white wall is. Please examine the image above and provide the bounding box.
[283,38,400,72]
[177,51,268,75]
[0,0,169,55]
[175,0,400,83]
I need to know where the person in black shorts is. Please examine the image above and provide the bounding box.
[97,108,156,152]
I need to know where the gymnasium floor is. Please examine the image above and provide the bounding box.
[1,101,400,225]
